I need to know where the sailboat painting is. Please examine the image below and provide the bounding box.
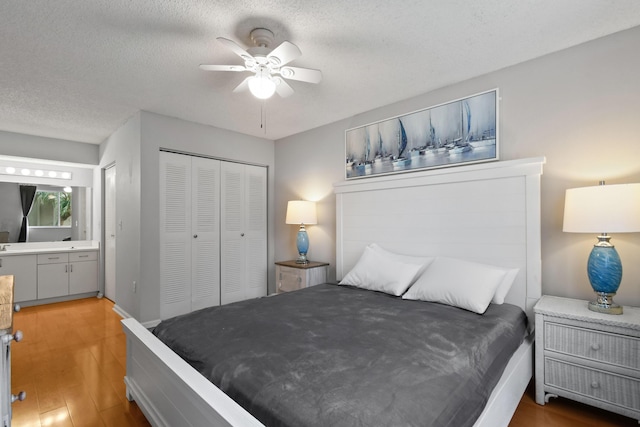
[345,89,498,179]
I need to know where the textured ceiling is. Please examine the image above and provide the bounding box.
[1,1,640,144]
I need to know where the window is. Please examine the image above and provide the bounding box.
[27,189,72,227]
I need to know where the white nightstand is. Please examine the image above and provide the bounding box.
[534,295,640,422]
[275,261,329,293]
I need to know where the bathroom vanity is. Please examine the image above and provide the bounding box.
[0,241,99,305]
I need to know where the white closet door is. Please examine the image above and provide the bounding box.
[244,164,268,300]
[191,157,221,311]
[220,162,267,304]
[159,152,192,319]
[220,162,245,305]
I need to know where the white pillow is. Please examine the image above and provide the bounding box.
[340,245,424,296]
[368,243,435,276]
[492,268,519,304]
[402,256,507,314]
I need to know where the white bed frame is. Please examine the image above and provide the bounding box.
[122,156,545,427]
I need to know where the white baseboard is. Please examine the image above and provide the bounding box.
[113,304,132,319]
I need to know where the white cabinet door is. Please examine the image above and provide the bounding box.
[220,162,267,305]
[37,263,69,299]
[160,152,192,319]
[191,156,221,311]
[69,261,98,294]
[0,255,37,302]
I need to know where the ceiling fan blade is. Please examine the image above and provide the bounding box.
[267,41,302,67]
[279,66,322,84]
[199,64,248,72]
[275,78,294,98]
[233,77,251,93]
[216,37,254,62]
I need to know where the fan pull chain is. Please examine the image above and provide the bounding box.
[260,100,267,133]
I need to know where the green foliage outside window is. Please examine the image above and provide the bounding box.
[27,191,72,227]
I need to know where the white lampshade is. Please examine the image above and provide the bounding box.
[248,68,276,100]
[563,183,640,233]
[285,201,317,225]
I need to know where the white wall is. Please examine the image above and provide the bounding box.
[275,26,640,307]
[0,130,98,165]
[137,112,274,323]
[99,113,142,318]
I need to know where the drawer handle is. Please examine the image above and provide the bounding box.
[78,255,89,258]
[590,381,600,389]
[590,343,601,351]
[48,257,60,260]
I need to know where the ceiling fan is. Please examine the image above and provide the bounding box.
[199,28,322,100]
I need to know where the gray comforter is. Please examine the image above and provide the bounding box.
[154,283,527,427]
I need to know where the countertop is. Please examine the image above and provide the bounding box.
[0,241,99,256]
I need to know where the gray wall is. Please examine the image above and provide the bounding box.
[99,113,142,318]
[0,130,98,165]
[274,26,640,307]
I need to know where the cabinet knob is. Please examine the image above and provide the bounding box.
[590,343,601,351]
[11,391,26,403]
[193,234,198,238]
[590,381,600,389]
[2,330,23,344]
[241,233,245,237]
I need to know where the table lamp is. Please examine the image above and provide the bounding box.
[286,200,317,264]
[563,181,640,314]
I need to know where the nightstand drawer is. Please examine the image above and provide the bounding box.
[275,261,329,294]
[278,266,303,292]
[545,358,640,411]
[545,322,640,370]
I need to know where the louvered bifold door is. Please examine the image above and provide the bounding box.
[220,162,245,305]
[159,152,192,319]
[191,157,221,311]
[220,162,268,305]
[244,164,267,300]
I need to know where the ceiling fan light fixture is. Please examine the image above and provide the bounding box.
[248,70,276,99]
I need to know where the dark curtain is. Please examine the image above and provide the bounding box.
[18,185,37,242]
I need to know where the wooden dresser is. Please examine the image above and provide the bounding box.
[534,295,640,422]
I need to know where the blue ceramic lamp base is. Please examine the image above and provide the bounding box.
[586,236,623,315]
[295,225,310,264]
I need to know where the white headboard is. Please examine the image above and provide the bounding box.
[334,157,545,321]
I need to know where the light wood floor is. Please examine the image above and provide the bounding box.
[10,297,639,426]
[12,298,149,426]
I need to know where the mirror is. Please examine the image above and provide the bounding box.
[0,181,92,243]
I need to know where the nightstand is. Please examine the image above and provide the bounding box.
[275,261,329,293]
[534,295,640,422]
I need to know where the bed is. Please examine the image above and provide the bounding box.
[122,156,545,427]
